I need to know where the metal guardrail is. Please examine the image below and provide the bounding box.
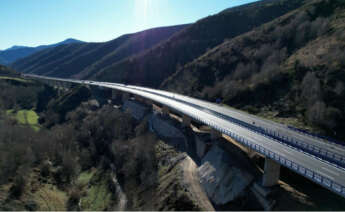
[259,128,345,168]
[288,125,345,147]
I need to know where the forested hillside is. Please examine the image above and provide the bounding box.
[12,25,188,79]
[94,0,304,87]
[163,0,345,139]
[0,72,207,210]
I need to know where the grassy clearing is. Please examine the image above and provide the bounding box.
[6,109,40,131]
[80,181,112,211]
[30,184,68,211]
[77,169,96,186]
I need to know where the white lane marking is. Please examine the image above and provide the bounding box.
[282,149,292,154]
[320,172,335,181]
[321,167,340,177]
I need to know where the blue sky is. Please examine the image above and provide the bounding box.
[0,0,258,50]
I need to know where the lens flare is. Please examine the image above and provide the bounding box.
[134,0,150,30]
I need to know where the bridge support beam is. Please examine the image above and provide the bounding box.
[135,95,145,103]
[161,106,170,116]
[122,93,130,102]
[262,158,281,187]
[59,82,65,89]
[48,80,54,87]
[210,129,222,140]
[112,90,120,100]
[247,148,257,158]
[145,99,153,106]
[182,114,192,128]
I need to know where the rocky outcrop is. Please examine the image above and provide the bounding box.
[198,144,254,205]
[154,141,214,211]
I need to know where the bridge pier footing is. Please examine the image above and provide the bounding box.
[262,158,280,187]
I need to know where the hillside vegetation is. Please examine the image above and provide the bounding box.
[163,0,345,139]
[0,72,205,210]
[94,0,304,87]
[12,25,188,79]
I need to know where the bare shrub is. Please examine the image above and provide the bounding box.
[233,62,257,80]
[9,175,26,199]
[306,101,326,126]
[301,72,322,105]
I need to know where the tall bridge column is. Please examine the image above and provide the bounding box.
[161,106,170,116]
[112,90,120,100]
[182,114,192,127]
[135,95,145,103]
[211,129,222,139]
[48,80,54,87]
[145,99,153,106]
[59,81,65,89]
[262,158,281,187]
[122,93,130,102]
[60,81,68,89]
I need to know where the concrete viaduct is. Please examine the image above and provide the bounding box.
[23,74,345,198]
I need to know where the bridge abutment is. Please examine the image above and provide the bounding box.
[262,158,280,187]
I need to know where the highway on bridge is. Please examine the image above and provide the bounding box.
[116,84,345,166]
[24,74,345,198]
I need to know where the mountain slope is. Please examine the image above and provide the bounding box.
[0,57,6,65]
[162,0,345,139]
[0,39,83,65]
[93,0,305,87]
[12,25,188,78]
[0,65,18,76]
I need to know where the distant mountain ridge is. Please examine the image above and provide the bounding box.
[0,38,83,65]
[12,25,189,78]
[12,0,303,82]
[93,0,304,87]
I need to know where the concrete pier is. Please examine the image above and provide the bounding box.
[161,106,170,116]
[112,90,120,100]
[262,158,281,187]
[210,129,222,139]
[182,114,192,127]
[122,93,130,101]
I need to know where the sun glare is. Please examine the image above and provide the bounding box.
[134,0,151,30]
